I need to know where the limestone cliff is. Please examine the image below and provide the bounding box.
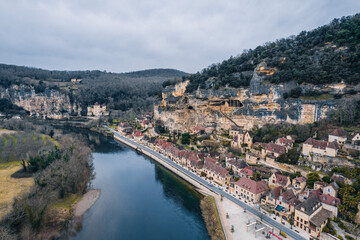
[0,84,82,119]
[154,63,337,131]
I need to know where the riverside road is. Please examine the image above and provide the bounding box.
[105,127,306,240]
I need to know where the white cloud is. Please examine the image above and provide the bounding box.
[0,0,359,73]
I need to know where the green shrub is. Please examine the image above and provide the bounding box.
[345,235,355,240]
[337,236,344,240]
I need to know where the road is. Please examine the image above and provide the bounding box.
[105,126,307,240]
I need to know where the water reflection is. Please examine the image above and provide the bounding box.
[60,131,209,240]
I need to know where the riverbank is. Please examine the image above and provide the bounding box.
[73,189,100,218]
[108,127,304,240]
[111,131,232,240]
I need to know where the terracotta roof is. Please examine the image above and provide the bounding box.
[235,177,269,194]
[314,181,327,187]
[133,130,144,137]
[204,160,230,178]
[241,166,254,177]
[226,152,235,158]
[277,138,294,147]
[253,142,267,149]
[275,173,289,186]
[205,157,217,163]
[330,128,347,138]
[266,143,286,155]
[310,191,340,207]
[293,176,307,183]
[280,189,295,201]
[304,138,338,150]
[228,159,248,169]
[273,186,283,199]
[194,126,205,132]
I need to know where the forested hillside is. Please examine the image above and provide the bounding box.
[0,65,187,112]
[182,14,360,93]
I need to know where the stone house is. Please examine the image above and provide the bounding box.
[235,177,269,203]
[226,159,248,176]
[352,133,360,145]
[310,191,340,217]
[87,102,108,117]
[268,173,291,189]
[302,138,338,157]
[229,125,241,137]
[264,143,286,158]
[275,137,294,149]
[328,128,347,145]
[203,159,231,186]
[294,194,331,238]
[245,152,259,164]
[331,173,352,185]
[239,166,254,178]
[261,186,283,209]
[231,131,253,149]
[314,181,327,191]
[323,182,339,198]
[291,176,307,194]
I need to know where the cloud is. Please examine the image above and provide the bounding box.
[0,0,359,73]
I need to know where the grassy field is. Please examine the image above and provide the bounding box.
[0,165,34,220]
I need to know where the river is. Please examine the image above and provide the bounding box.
[61,130,209,240]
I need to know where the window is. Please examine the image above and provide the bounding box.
[297,217,299,221]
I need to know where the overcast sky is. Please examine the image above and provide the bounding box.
[0,0,359,73]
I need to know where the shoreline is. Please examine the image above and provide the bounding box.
[73,189,101,218]
[111,131,232,240]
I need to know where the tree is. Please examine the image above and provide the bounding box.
[181,133,190,145]
[306,172,321,188]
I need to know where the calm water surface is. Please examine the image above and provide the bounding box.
[67,135,209,240]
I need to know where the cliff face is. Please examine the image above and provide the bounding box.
[0,84,82,119]
[154,63,336,131]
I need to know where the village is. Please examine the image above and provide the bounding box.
[111,112,360,240]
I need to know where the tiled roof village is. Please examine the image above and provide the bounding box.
[115,117,359,239]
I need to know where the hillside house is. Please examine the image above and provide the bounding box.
[268,173,291,189]
[310,190,340,217]
[352,133,360,145]
[314,181,327,191]
[240,166,254,178]
[87,103,108,117]
[261,186,283,209]
[264,143,286,158]
[302,138,338,157]
[323,182,339,198]
[245,152,260,164]
[294,194,331,238]
[331,173,352,185]
[203,159,231,186]
[328,128,347,145]
[275,137,294,149]
[226,159,248,176]
[229,125,241,137]
[292,176,307,194]
[231,131,253,148]
[235,177,269,203]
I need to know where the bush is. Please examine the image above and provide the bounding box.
[338,236,344,240]
[345,235,355,240]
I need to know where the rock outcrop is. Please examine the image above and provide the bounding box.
[0,84,82,119]
[154,63,336,131]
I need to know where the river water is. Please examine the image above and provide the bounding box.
[63,131,209,240]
